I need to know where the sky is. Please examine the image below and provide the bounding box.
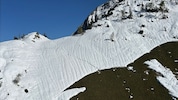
[0,0,108,42]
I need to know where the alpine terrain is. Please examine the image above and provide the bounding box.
[0,0,178,100]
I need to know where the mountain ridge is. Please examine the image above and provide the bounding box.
[0,0,178,99]
[73,0,178,36]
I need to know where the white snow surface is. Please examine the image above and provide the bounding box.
[0,0,178,99]
[57,87,86,100]
[144,59,178,98]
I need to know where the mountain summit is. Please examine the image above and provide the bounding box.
[0,0,178,100]
[74,0,177,36]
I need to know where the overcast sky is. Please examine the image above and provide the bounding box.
[0,0,108,42]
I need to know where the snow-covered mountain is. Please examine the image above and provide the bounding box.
[0,0,178,99]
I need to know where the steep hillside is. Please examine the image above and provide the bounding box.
[70,42,178,100]
[73,0,178,36]
[0,0,178,100]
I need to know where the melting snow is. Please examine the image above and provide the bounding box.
[174,60,178,63]
[57,87,86,100]
[145,59,178,98]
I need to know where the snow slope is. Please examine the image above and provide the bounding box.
[145,59,178,98]
[0,0,178,99]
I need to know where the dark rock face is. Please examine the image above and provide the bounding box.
[73,0,122,35]
[73,19,93,36]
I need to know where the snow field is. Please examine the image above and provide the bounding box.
[0,0,178,99]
